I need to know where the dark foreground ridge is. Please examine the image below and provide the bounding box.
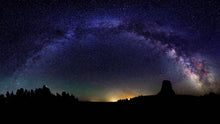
[0,80,220,121]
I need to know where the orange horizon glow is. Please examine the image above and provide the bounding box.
[87,95,137,102]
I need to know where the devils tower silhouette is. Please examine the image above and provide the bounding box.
[158,80,176,96]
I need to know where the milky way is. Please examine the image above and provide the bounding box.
[0,0,219,101]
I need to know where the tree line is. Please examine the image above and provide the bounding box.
[0,85,78,104]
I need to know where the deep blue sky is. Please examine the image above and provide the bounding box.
[0,0,219,101]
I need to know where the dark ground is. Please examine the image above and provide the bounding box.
[0,81,219,123]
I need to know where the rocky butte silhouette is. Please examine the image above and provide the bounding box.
[157,80,175,96]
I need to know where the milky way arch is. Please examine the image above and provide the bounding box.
[6,17,217,97]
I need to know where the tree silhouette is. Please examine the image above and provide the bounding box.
[0,85,78,105]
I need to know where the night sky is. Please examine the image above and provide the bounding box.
[0,0,219,101]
